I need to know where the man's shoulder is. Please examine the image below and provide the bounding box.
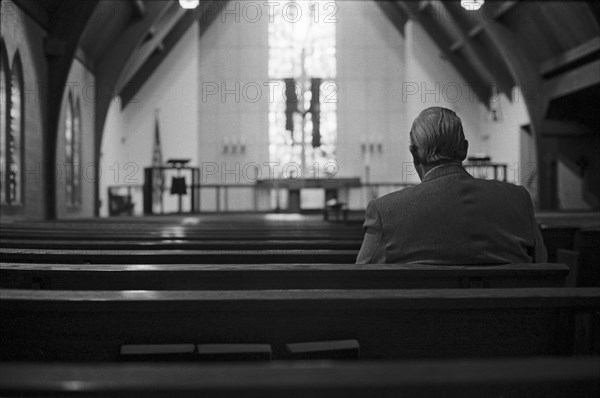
[472,178,529,197]
[371,178,529,208]
[373,185,418,208]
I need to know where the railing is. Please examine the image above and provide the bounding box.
[105,182,414,216]
[463,162,508,182]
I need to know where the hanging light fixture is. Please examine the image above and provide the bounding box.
[179,0,199,10]
[487,85,503,123]
[461,0,485,11]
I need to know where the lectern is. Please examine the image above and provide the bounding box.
[168,159,190,214]
[143,159,200,215]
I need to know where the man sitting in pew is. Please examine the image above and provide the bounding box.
[357,107,547,264]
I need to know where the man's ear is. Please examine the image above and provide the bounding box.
[409,144,422,165]
[461,140,469,160]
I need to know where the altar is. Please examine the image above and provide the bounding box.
[256,178,361,213]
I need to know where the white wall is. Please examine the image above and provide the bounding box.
[404,20,485,183]
[196,3,269,210]
[336,1,406,178]
[100,22,200,216]
[197,8,270,169]
[484,87,530,184]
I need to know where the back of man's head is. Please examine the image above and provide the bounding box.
[410,107,468,166]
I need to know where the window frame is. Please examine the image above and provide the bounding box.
[0,38,9,207]
[65,91,82,209]
[1,45,25,213]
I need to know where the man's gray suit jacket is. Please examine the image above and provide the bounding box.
[356,163,547,264]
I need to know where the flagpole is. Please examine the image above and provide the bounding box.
[158,109,164,215]
[154,108,165,215]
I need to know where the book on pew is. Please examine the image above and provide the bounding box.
[285,339,360,359]
[120,344,196,361]
[196,344,272,361]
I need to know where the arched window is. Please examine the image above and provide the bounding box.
[73,97,82,205]
[6,51,24,206]
[0,39,8,205]
[65,91,82,207]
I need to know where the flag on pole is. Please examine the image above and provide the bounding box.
[152,111,164,213]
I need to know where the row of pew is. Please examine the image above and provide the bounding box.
[1,214,599,397]
[1,215,598,283]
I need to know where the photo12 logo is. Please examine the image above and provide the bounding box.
[180,1,339,24]
[202,80,338,104]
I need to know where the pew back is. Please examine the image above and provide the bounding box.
[1,263,570,290]
[2,288,598,361]
[1,357,599,398]
[0,248,358,264]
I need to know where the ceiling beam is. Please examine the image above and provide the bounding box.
[131,0,146,19]
[448,1,517,53]
[119,1,226,107]
[376,1,409,37]
[74,47,95,74]
[541,119,594,137]
[9,0,50,30]
[493,1,518,20]
[450,27,480,53]
[543,59,600,101]
[404,1,490,104]
[437,1,514,98]
[540,37,600,78]
[116,3,185,90]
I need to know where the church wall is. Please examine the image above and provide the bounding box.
[197,4,269,211]
[483,87,530,185]
[55,58,96,219]
[336,1,407,209]
[1,0,47,220]
[404,20,485,183]
[100,21,200,216]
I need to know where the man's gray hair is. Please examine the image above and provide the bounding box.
[410,107,468,165]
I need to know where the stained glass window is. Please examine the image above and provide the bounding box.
[0,41,7,205]
[73,98,82,205]
[268,0,337,178]
[65,92,73,205]
[65,92,82,207]
[6,52,23,205]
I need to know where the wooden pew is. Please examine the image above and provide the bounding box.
[0,263,570,290]
[559,227,600,287]
[0,238,362,250]
[0,220,364,241]
[0,248,358,264]
[2,288,598,361]
[1,357,598,398]
[538,212,600,263]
